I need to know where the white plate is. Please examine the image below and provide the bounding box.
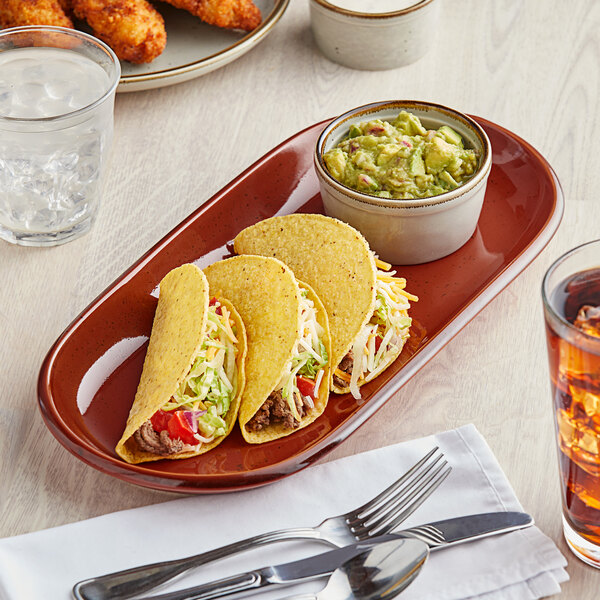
[118,0,289,92]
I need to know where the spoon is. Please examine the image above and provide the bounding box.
[282,538,429,600]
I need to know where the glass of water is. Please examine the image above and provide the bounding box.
[0,26,120,246]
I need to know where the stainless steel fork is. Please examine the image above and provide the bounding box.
[73,447,451,600]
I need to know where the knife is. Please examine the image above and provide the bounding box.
[98,511,532,600]
[396,510,533,549]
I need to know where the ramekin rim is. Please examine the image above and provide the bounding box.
[314,100,492,209]
[310,0,435,20]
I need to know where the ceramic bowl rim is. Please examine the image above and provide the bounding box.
[309,0,435,20]
[314,100,492,209]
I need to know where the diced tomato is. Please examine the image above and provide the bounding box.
[150,410,170,432]
[167,411,198,445]
[209,296,222,314]
[296,376,317,400]
[374,336,383,352]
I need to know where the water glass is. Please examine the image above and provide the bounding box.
[543,239,600,567]
[0,26,120,246]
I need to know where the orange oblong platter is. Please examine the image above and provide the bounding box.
[37,116,563,493]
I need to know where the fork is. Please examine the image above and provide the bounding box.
[73,447,451,600]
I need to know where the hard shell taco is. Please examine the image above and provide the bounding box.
[233,214,417,399]
[115,263,247,464]
[203,255,331,443]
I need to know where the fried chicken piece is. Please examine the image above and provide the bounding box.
[58,0,73,16]
[71,0,166,63]
[0,0,74,28]
[161,0,261,32]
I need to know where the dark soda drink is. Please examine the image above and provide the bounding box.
[545,266,600,559]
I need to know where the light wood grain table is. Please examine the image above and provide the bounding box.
[1,0,599,597]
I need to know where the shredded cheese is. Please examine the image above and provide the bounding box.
[219,306,238,344]
[334,368,351,382]
[341,255,417,399]
[159,302,239,443]
[271,286,328,425]
[397,288,419,301]
[314,368,324,398]
[375,257,392,270]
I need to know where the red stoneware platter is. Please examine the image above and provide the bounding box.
[38,117,563,493]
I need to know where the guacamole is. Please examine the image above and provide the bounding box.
[323,111,478,200]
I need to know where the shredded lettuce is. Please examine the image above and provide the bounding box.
[295,340,328,378]
[274,288,329,420]
[375,294,389,324]
[197,405,227,438]
[161,302,238,442]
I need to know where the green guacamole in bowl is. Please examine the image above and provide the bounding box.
[323,110,478,200]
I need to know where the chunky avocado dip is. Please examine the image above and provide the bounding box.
[323,110,478,200]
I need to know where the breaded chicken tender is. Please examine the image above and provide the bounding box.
[71,0,166,63]
[162,0,261,31]
[58,0,73,15]
[0,0,74,28]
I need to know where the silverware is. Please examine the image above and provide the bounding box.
[124,511,533,600]
[132,538,429,600]
[73,447,450,600]
[280,538,429,600]
[395,510,533,549]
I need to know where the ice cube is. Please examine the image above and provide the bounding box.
[21,60,47,83]
[559,338,600,392]
[559,338,590,380]
[578,426,600,456]
[571,386,600,418]
[574,305,600,338]
[557,408,578,448]
[0,86,13,117]
[573,486,600,510]
[557,403,600,473]
[14,82,47,109]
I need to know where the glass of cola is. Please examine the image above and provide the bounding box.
[543,239,600,567]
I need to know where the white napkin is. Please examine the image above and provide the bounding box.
[0,424,568,600]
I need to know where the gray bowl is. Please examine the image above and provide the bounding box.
[314,100,492,265]
[309,0,440,70]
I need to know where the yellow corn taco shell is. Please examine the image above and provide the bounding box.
[233,214,377,388]
[204,255,331,443]
[234,214,415,396]
[115,264,247,464]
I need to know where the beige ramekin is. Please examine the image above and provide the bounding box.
[314,100,493,265]
[309,0,440,70]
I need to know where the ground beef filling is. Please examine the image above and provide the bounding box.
[333,351,354,388]
[246,388,312,432]
[133,420,185,456]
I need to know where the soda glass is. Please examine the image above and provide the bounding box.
[543,239,600,567]
[0,26,120,246]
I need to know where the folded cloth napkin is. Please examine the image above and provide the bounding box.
[0,424,567,600]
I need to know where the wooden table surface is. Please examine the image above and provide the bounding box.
[1,0,599,596]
